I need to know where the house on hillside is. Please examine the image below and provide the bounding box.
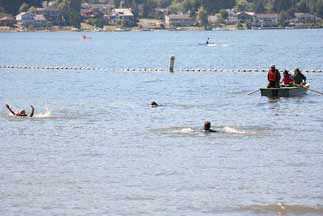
[34,15,47,27]
[35,8,65,25]
[290,13,321,26]
[81,8,104,22]
[252,13,279,28]
[109,8,135,26]
[165,14,194,27]
[237,11,254,25]
[208,15,219,26]
[16,12,34,26]
[0,16,16,26]
[82,2,113,15]
[225,9,239,25]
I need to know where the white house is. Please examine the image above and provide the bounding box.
[109,8,135,26]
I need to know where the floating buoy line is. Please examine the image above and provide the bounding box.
[0,65,322,73]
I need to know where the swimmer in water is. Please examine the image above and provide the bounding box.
[5,104,34,117]
[203,121,217,132]
[150,101,158,107]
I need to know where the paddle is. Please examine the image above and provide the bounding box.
[298,83,323,95]
[307,88,323,95]
[247,89,260,95]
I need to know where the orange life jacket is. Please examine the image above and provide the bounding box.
[268,69,278,81]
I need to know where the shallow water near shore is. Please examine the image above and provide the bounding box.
[0,29,323,215]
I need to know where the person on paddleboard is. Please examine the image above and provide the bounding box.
[206,38,210,45]
[267,65,281,88]
[203,121,217,133]
[5,104,34,117]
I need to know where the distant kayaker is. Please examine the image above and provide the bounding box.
[293,68,306,87]
[267,65,281,88]
[5,104,34,117]
[281,70,293,86]
[203,121,217,133]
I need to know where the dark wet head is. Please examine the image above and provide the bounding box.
[204,121,211,130]
[283,70,289,75]
[294,68,300,74]
[19,110,26,115]
[150,101,158,107]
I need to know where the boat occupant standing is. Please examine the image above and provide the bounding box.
[267,65,281,88]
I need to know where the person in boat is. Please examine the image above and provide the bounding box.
[5,104,34,117]
[203,121,217,133]
[293,68,306,87]
[281,70,293,86]
[150,101,158,107]
[267,65,281,88]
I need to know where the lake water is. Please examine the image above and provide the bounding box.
[0,29,323,216]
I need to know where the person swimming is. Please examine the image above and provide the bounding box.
[203,121,217,132]
[150,101,158,107]
[5,104,34,117]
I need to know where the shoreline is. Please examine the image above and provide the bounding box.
[1,25,322,33]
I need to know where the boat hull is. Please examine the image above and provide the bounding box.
[260,87,308,97]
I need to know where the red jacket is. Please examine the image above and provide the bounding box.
[268,69,280,81]
[282,74,293,85]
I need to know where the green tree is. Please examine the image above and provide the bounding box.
[19,3,29,13]
[66,9,80,28]
[28,5,37,13]
[143,0,158,17]
[278,10,288,27]
[58,0,69,10]
[219,9,228,19]
[236,0,249,11]
[196,6,208,27]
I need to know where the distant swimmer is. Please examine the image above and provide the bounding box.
[150,101,158,107]
[5,104,34,117]
[81,35,92,40]
[203,121,217,133]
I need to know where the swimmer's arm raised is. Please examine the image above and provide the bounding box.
[5,104,16,115]
[29,105,34,117]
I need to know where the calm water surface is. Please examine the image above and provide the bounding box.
[0,30,323,215]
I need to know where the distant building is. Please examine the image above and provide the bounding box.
[16,12,34,26]
[82,2,113,15]
[226,9,239,25]
[35,8,65,25]
[237,12,255,25]
[208,15,219,26]
[165,14,194,27]
[110,8,135,26]
[34,15,47,27]
[81,8,104,20]
[252,13,279,28]
[290,13,321,26]
[0,16,16,26]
